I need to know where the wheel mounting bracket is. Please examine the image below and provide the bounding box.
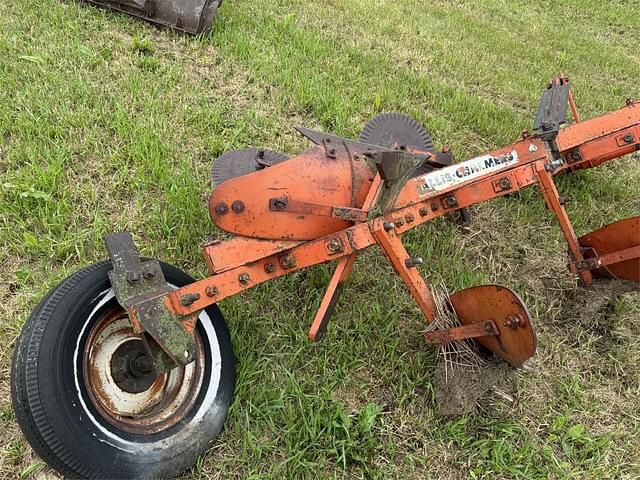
[104,231,198,373]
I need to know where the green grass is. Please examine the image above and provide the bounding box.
[1,0,639,478]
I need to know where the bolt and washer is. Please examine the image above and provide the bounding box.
[215,203,229,215]
[232,201,245,213]
[405,257,423,268]
[205,286,218,297]
[180,293,201,306]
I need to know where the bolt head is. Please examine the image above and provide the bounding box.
[205,286,218,297]
[142,268,155,279]
[232,200,245,214]
[126,271,141,283]
[624,133,634,143]
[215,203,229,215]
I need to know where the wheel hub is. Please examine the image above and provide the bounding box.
[110,340,157,393]
[83,304,205,434]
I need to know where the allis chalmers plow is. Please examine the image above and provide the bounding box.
[12,76,640,478]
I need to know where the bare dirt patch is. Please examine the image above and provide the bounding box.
[433,354,514,415]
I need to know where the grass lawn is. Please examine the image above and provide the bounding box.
[1,0,639,478]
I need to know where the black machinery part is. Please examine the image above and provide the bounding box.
[210,148,289,186]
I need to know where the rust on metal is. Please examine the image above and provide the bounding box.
[424,320,499,344]
[208,145,376,240]
[577,216,640,281]
[84,0,223,35]
[447,285,536,367]
[103,76,639,382]
[82,304,205,435]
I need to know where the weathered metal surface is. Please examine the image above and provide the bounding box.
[359,112,433,150]
[174,88,640,318]
[359,112,446,177]
[423,320,499,344]
[84,0,223,35]
[83,304,204,434]
[104,232,198,373]
[203,237,302,274]
[209,145,377,240]
[307,175,383,341]
[578,216,640,281]
[210,148,289,187]
[534,75,570,142]
[367,150,423,213]
[448,285,536,367]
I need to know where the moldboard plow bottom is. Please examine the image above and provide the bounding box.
[11,76,640,478]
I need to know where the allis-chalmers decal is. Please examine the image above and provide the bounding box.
[418,151,518,196]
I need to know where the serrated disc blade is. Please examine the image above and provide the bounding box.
[359,112,434,151]
[210,148,289,186]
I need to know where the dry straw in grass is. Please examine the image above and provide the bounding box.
[426,285,487,382]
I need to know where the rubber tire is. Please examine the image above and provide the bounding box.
[11,260,235,479]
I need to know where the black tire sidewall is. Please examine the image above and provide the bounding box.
[12,261,235,479]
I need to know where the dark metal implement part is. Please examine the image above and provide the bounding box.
[84,0,223,34]
[104,232,198,373]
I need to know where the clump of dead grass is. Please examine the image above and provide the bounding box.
[427,285,487,382]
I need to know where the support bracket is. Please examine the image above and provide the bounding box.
[104,232,199,373]
[423,320,499,344]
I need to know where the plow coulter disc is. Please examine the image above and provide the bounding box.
[449,285,536,367]
[359,112,442,176]
[359,112,434,151]
[210,148,289,186]
[578,216,640,282]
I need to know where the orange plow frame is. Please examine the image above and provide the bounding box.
[167,98,639,324]
[109,77,639,369]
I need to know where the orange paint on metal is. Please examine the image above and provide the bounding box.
[448,285,536,367]
[535,163,592,285]
[307,255,357,341]
[578,216,640,282]
[162,99,639,338]
[208,145,376,240]
[556,101,640,151]
[568,89,581,123]
[168,222,377,316]
[372,219,436,323]
[203,237,302,274]
[307,174,384,341]
[424,320,499,344]
[392,138,547,210]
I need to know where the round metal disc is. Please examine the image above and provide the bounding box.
[359,112,434,151]
[359,112,435,176]
[449,284,536,367]
[210,148,289,186]
[578,216,640,281]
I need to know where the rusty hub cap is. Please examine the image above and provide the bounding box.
[83,305,205,434]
